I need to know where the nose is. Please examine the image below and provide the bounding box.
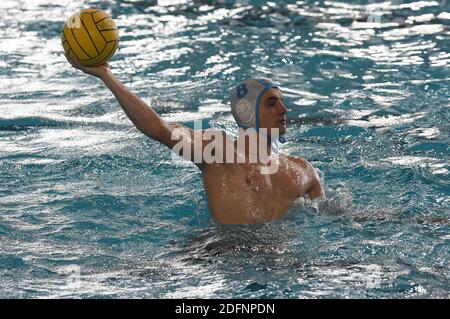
[277,100,288,114]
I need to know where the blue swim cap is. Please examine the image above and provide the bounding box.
[230,78,285,143]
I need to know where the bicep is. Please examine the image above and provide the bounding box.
[159,123,229,166]
[308,178,325,200]
[306,163,325,200]
[156,123,191,149]
[157,124,223,166]
[157,123,198,162]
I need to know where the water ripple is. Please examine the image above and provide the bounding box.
[0,0,449,298]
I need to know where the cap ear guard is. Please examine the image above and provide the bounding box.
[234,99,254,126]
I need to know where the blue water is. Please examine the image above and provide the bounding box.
[1,0,449,298]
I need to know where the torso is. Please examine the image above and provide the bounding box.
[201,154,312,224]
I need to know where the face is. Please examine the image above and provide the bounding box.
[258,88,288,137]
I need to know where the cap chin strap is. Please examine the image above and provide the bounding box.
[271,136,280,156]
[255,127,286,145]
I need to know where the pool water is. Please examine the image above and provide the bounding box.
[0,0,449,298]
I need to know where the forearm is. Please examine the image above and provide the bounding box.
[100,70,166,140]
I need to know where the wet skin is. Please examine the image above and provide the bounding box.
[65,57,325,224]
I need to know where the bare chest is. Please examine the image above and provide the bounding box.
[202,158,309,223]
[243,160,308,198]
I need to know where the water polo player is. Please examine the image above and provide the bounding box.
[64,56,325,224]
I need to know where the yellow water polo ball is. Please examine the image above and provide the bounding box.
[61,8,119,66]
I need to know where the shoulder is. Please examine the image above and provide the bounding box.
[201,129,235,148]
[286,155,310,170]
[286,155,321,183]
[287,156,325,199]
[201,129,228,139]
[168,125,230,144]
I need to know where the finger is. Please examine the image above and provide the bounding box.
[65,55,79,69]
[65,53,83,69]
[64,54,75,66]
[71,58,83,69]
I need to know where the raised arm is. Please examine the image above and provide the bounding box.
[101,70,171,144]
[64,56,211,162]
[101,70,196,151]
[65,56,179,145]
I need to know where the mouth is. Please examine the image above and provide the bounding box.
[277,120,287,125]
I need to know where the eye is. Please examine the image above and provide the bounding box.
[266,98,276,106]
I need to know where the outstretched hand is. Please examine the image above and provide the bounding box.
[64,53,110,79]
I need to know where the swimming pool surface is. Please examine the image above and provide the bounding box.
[0,0,449,298]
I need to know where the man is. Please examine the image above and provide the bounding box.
[65,57,325,224]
